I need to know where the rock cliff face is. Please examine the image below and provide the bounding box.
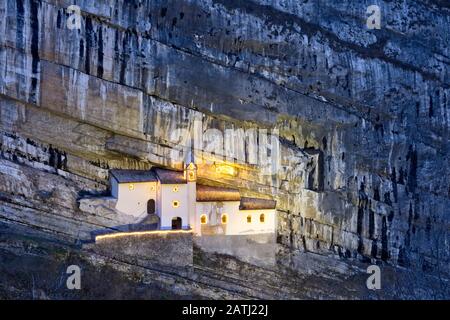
[0,0,449,298]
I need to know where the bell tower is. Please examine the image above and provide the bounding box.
[185,161,197,182]
[185,141,198,234]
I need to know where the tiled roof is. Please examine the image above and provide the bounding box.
[153,168,187,184]
[110,170,157,183]
[239,197,276,210]
[109,168,276,211]
[196,184,241,202]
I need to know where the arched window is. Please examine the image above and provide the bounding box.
[128,183,134,190]
[172,200,180,208]
[172,186,179,192]
[260,213,265,223]
[147,199,155,214]
[221,214,228,224]
[200,214,207,224]
[247,215,252,223]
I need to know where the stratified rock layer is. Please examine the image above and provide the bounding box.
[0,0,449,298]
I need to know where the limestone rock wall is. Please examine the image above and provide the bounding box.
[0,0,449,278]
[92,232,193,269]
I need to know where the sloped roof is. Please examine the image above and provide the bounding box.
[153,168,187,184]
[239,197,276,210]
[196,184,241,202]
[110,170,157,183]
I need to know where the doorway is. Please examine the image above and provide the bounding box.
[171,217,182,230]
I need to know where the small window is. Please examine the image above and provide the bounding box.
[221,214,228,224]
[172,200,180,208]
[150,185,155,191]
[200,214,207,224]
[129,184,134,191]
[260,214,265,223]
[147,199,155,215]
[172,186,179,192]
[247,215,252,223]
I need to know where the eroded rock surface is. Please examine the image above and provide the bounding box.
[0,0,449,298]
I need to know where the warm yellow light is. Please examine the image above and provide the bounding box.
[221,214,228,224]
[247,215,252,223]
[200,214,207,224]
[186,162,197,182]
[129,184,134,190]
[215,165,235,176]
[187,162,196,170]
[95,229,193,242]
[173,186,179,192]
[260,213,265,223]
[172,200,180,208]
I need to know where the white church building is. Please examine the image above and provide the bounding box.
[109,162,277,236]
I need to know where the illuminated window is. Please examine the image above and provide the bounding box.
[172,186,179,192]
[129,184,134,191]
[200,214,207,224]
[150,185,155,191]
[188,172,195,180]
[172,200,180,208]
[221,214,228,224]
[247,215,252,223]
[260,214,265,223]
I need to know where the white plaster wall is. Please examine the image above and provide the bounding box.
[160,184,189,229]
[196,201,240,231]
[115,181,157,218]
[233,209,276,235]
[156,182,162,217]
[195,202,275,235]
[187,181,197,233]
